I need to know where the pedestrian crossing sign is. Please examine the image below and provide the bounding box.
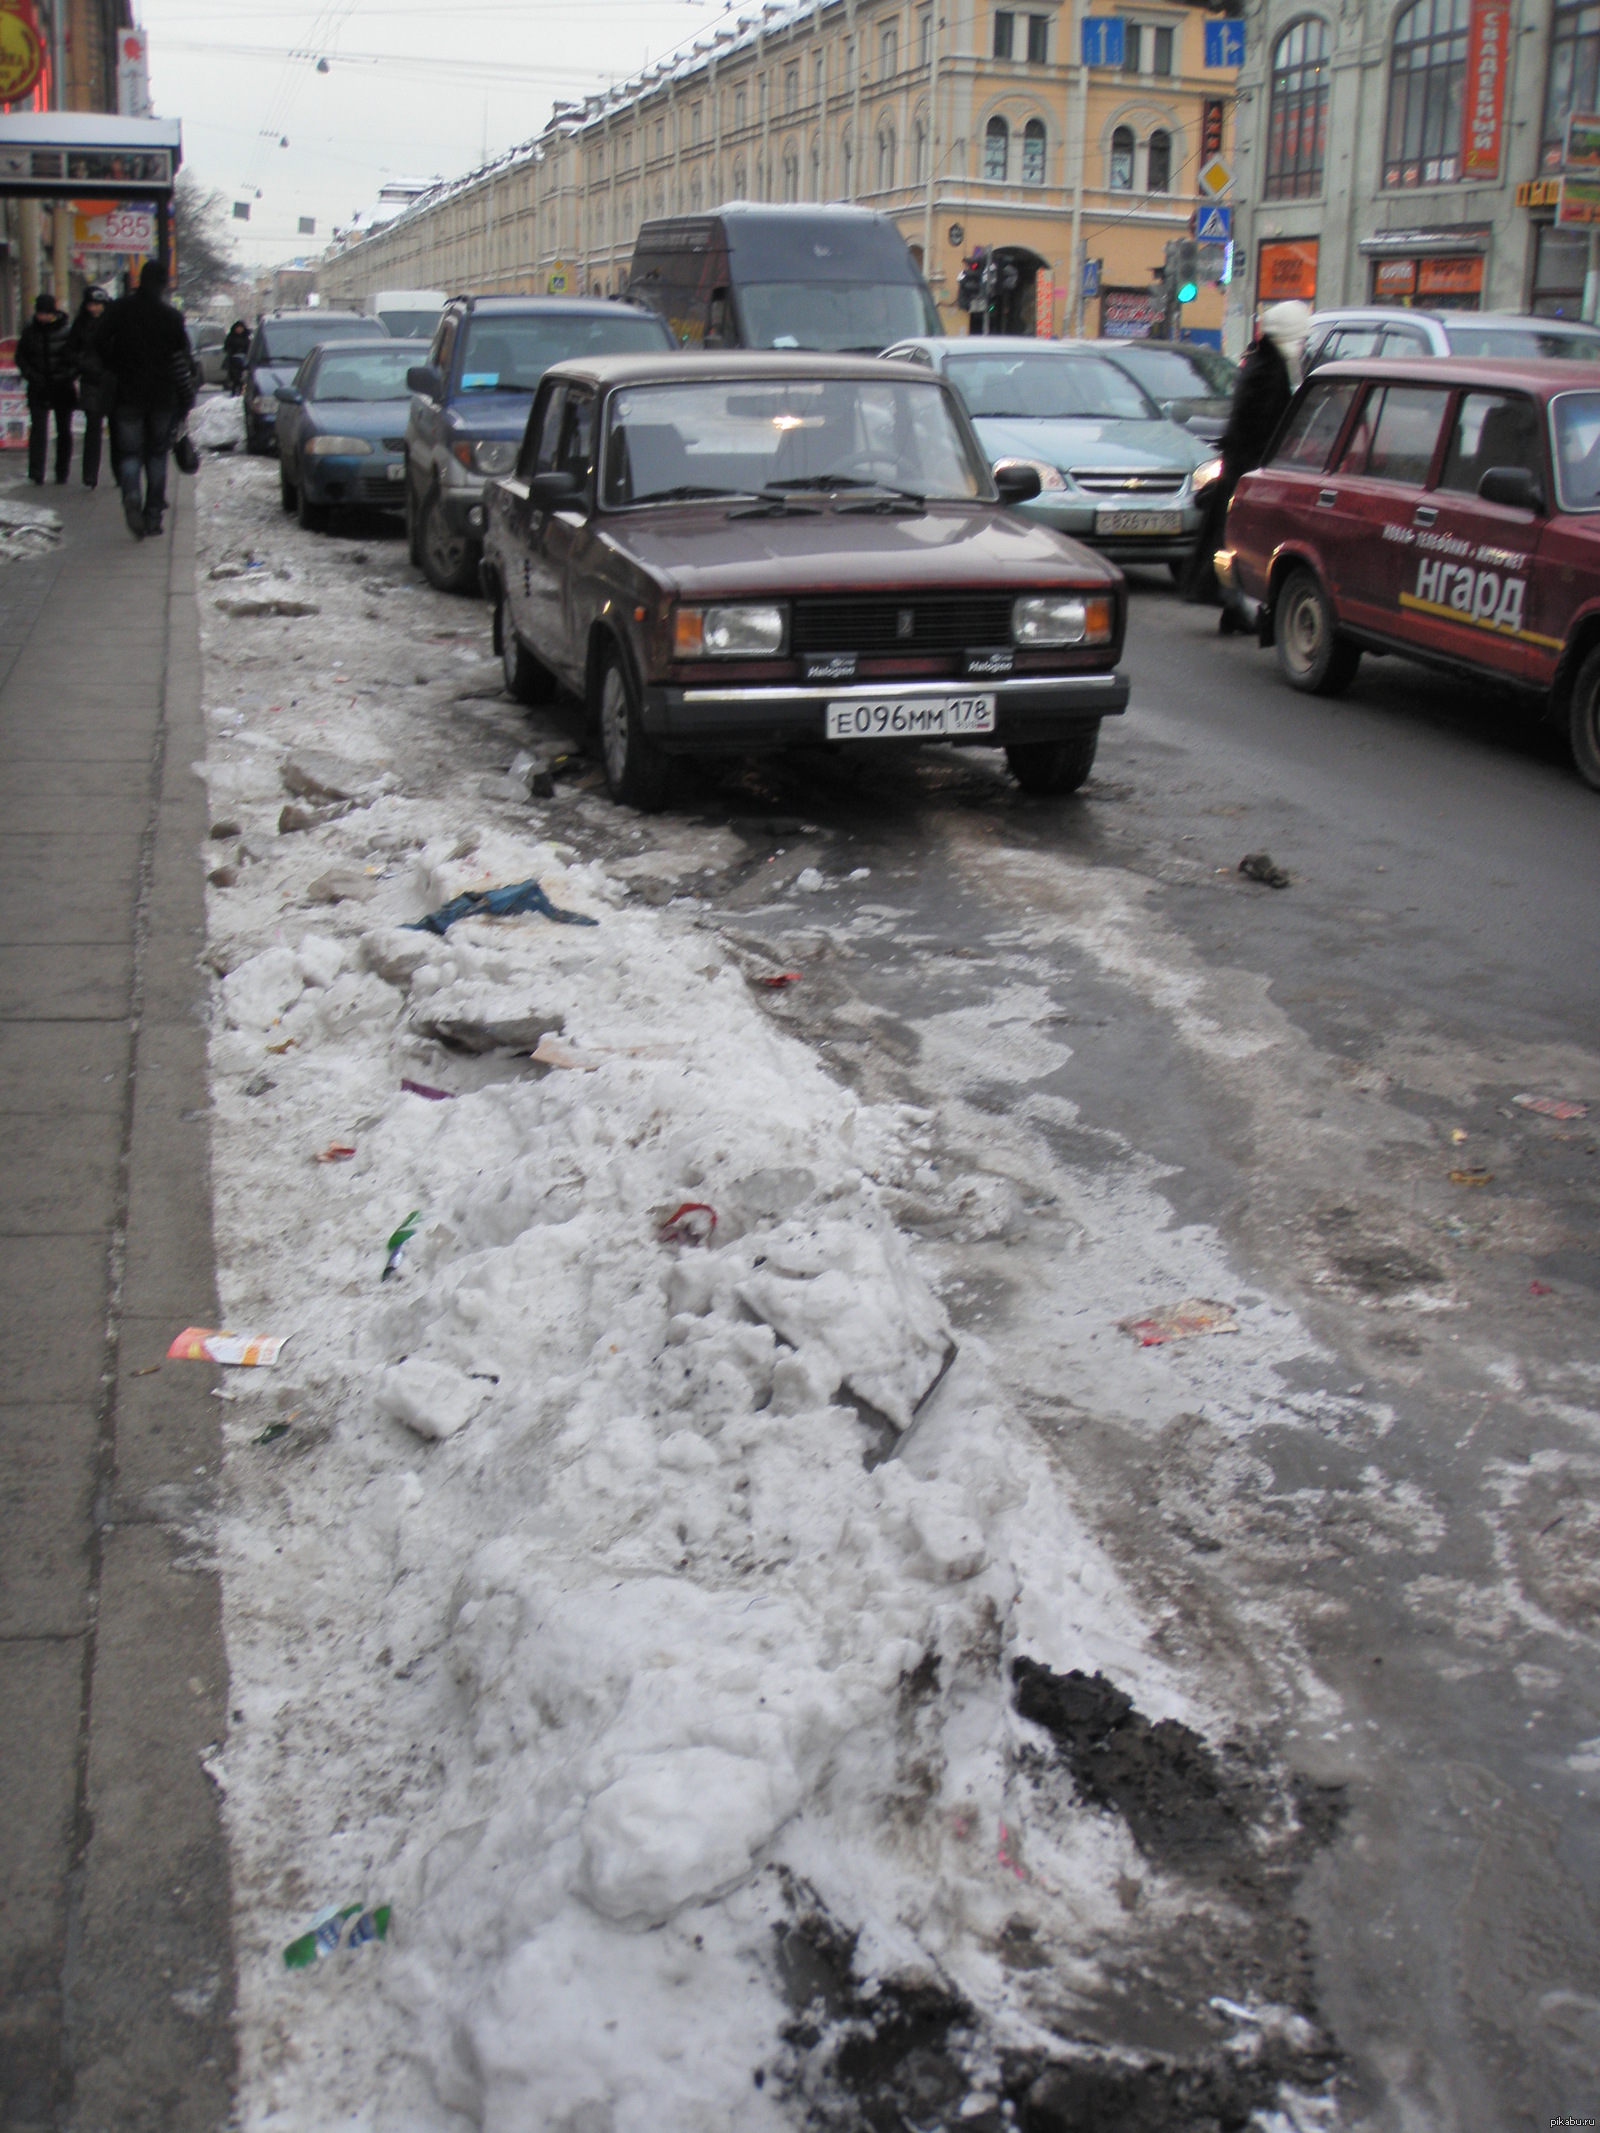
[1196,204,1232,242]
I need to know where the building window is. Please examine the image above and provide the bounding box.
[842,133,853,192]
[881,23,899,77]
[1123,24,1142,73]
[1027,13,1049,62]
[784,64,798,112]
[1153,24,1174,74]
[690,169,704,209]
[1021,116,1046,182]
[877,122,896,187]
[655,120,665,157]
[783,145,799,198]
[919,9,933,65]
[994,10,1015,59]
[734,89,747,129]
[1109,122,1135,188]
[813,51,825,101]
[1384,0,1470,188]
[1265,17,1330,199]
[844,36,856,82]
[691,103,703,144]
[810,138,822,195]
[985,114,1010,177]
[733,162,747,198]
[1543,1,1600,169]
[1147,127,1171,190]
[914,116,929,181]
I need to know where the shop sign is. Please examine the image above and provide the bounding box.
[1516,177,1562,207]
[1417,254,1484,296]
[1373,258,1418,298]
[0,1,46,106]
[1100,288,1164,339]
[1558,174,1600,225]
[1564,112,1600,169]
[1257,238,1318,303]
[71,201,154,252]
[1462,0,1510,178]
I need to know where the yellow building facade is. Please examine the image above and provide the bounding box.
[319,0,1239,345]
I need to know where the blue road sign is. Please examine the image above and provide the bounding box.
[1083,256,1102,297]
[1081,16,1125,67]
[1196,203,1233,242]
[1203,19,1245,66]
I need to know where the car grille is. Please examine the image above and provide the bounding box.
[792,594,1016,652]
[382,436,406,451]
[1069,469,1187,496]
[359,474,401,501]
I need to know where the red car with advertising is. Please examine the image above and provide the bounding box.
[1217,357,1600,790]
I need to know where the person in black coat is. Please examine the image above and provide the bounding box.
[223,319,249,394]
[93,259,194,541]
[16,292,76,486]
[1182,299,1311,625]
[65,285,111,489]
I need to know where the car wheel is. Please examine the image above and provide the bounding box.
[1274,567,1361,696]
[1005,729,1099,795]
[597,645,670,811]
[279,461,297,511]
[1568,643,1600,792]
[1167,559,1184,584]
[405,479,421,567]
[420,490,478,594]
[297,481,330,534]
[245,420,267,456]
[499,594,549,705]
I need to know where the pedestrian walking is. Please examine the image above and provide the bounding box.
[93,260,195,541]
[1182,299,1312,630]
[223,319,249,395]
[16,292,76,486]
[65,285,111,489]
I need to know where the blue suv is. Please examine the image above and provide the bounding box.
[402,294,675,592]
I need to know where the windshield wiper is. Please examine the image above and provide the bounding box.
[631,483,755,504]
[834,483,928,513]
[728,488,824,518]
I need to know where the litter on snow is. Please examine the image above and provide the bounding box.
[1449,1168,1494,1187]
[399,1078,456,1101]
[1514,1093,1589,1121]
[658,1200,718,1245]
[315,1144,357,1163]
[1530,1279,1555,1295]
[405,878,599,936]
[382,1211,422,1281]
[1238,852,1291,889]
[167,1327,288,1366]
[754,971,803,989]
[254,1422,291,1446]
[1118,1299,1240,1346]
[533,1035,601,1072]
[283,1902,392,1969]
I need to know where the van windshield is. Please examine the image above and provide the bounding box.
[376,308,441,339]
[458,310,668,392]
[737,281,939,354]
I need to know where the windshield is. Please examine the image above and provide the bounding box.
[1109,344,1236,399]
[309,346,426,401]
[736,281,939,353]
[376,308,441,339]
[944,352,1157,421]
[1552,391,1600,508]
[260,318,377,362]
[601,376,984,505]
[458,311,667,392]
[1447,324,1600,361]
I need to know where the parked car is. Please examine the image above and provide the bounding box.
[1305,308,1600,373]
[1217,355,1600,788]
[244,309,387,454]
[403,294,675,595]
[479,352,1129,809]
[193,318,229,388]
[626,203,940,353]
[1087,337,1238,442]
[880,335,1212,570]
[274,338,429,532]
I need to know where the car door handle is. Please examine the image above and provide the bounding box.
[1413,505,1437,526]
[1316,489,1338,508]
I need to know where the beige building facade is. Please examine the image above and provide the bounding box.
[318,0,1242,344]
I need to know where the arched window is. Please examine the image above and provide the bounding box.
[985,114,1009,179]
[1022,117,1046,183]
[1109,123,1135,189]
[877,121,896,188]
[783,144,799,199]
[1384,0,1470,187]
[810,138,822,197]
[842,132,854,194]
[913,117,928,183]
[690,169,704,210]
[1265,17,1330,199]
[1146,128,1170,191]
[732,162,748,199]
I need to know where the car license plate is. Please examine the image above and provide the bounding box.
[385,462,405,481]
[826,694,996,741]
[1096,508,1182,535]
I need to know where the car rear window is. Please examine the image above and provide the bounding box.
[456,311,669,393]
[309,347,427,402]
[260,318,376,362]
[1271,378,1361,469]
[1338,384,1449,483]
[1447,324,1600,361]
[1104,345,1232,400]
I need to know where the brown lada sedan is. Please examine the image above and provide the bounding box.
[479,353,1129,808]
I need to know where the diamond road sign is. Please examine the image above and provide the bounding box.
[1196,203,1232,242]
[1197,155,1233,198]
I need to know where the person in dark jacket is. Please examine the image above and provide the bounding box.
[223,319,249,394]
[1182,299,1311,628]
[16,292,76,486]
[65,285,111,489]
[93,259,194,540]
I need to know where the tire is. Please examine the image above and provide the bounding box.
[1006,728,1099,795]
[596,645,670,811]
[246,421,268,457]
[1167,558,1184,584]
[1568,643,1600,792]
[405,478,421,566]
[499,593,548,705]
[1274,566,1361,697]
[420,489,478,594]
[296,481,330,533]
[278,461,297,511]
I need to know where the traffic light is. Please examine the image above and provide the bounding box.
[1173,237,1200,306]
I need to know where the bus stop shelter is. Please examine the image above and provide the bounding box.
[0,110,182,289]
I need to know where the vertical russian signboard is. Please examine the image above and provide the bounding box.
[1462,0,1509,179]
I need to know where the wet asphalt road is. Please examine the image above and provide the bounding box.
[634,572,1600,2131]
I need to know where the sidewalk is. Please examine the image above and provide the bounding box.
[0,472,234,2129]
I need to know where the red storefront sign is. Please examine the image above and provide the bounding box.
[1462,0,1509,179]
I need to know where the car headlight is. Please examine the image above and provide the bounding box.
[451,439,518,474]
[1190,456,1224,494]
[1012,593,1114,647]
[673,603,787,658]
[996,457,1068,492]
[304,435,374,457]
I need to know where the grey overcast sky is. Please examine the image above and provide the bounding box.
[140,0,741,268]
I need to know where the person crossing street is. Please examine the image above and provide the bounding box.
[16,292,76,486]
[93,260,194,540]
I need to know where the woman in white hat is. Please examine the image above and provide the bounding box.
[1183,298,1313,628]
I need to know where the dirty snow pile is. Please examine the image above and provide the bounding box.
[193,456,1221,2128]
[0,483,61,561]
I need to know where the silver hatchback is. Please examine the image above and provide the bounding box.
[1304,307,1600,372]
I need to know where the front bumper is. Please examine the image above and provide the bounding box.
[1021,494,1199,563]
[302,454,408,510]
[438,482,488,539]
[641,670,1129,753]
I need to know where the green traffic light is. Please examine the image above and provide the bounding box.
[1177,280,1198,304]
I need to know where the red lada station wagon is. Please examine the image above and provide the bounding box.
[1217,357,1600,790]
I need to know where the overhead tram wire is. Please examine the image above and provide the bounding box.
[164,38,613,85]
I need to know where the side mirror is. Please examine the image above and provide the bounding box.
[993,459,1043,506]
[406,364,443,398]
[1478,464,1543,513]
[528,469,584,510]
[275,385,303,404]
